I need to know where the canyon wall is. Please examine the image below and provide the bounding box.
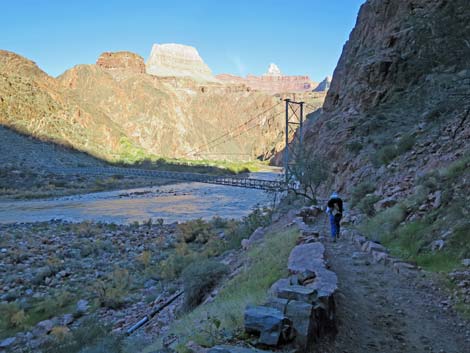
[302,0,470,197]
[217,63,322,94]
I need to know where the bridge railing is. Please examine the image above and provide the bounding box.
[54,167,285,191]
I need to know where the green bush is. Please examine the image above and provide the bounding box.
[373,144,398,166]
[346,141,363,155]
[357,195,381,216]
[396,134,416,154]
[181,259,229,312]
[350,182,376,207]
[177,219,215,243]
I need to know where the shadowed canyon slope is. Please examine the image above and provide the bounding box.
[0,46,326,163]
[305,0,470,195]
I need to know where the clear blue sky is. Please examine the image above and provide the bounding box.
[0,0,364,81]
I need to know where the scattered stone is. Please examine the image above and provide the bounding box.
[0,337,16,348]
[248,227,265,244]
[33,319,55,336]
[431,239,445,252]
[76,299,89,314]
[361,241,388,254]
[462,259,470,267]
[241,238,250,250]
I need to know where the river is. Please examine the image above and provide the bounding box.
[0,173,281,224]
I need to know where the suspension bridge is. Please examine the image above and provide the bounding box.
[57,99,318,191]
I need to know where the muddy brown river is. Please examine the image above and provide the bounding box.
[0,174,280,224]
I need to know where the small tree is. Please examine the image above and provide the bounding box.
[289,144,329,202]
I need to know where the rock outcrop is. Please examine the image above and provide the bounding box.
[145,43,216,82]
[96,51,145,73]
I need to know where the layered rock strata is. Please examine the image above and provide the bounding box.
[145,43,216,82]
[96,51,145,73]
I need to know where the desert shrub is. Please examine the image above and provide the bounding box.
[137,250,152,268]
[350,182,376,207]
[357,195,381,216]
[373,144,398,166]
[396,134,416,154]
[181,259,229,312]
[359,204,407,242]
[0,303,28,330]
[95,268,130,309]
[346,141,363,155]
[177,219,215,243]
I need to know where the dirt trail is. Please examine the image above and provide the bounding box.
[309,220,470,353]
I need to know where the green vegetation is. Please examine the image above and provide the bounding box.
[359,154,470,271]
[350,181,376,207]
[158,208,272,281]
[181,259,229,312]
[0,290,76,339]
[372,134,416,166]
[148,228,299,350]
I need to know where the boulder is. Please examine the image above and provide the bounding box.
[285,300,315,349]
[244,306,292,346]
[277,284,317,303]
[371,250,390,264]
[462,259,470,267]
[361,241,388,254]
[248,227,266,244]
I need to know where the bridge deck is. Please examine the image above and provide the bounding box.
[56,167,285,191]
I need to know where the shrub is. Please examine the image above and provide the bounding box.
[177,219,215,243]
[357,195,381,216]
[346,141,363,155]
[181,259,229,312]
[373,144,398,166]
[0,303,28,330]
[350,182,376,207]
[396,134,416,154]
[95,268,130,309]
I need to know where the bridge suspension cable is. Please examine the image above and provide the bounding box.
[182,101,283,157]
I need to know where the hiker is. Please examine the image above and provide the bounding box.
[326,192,343,242]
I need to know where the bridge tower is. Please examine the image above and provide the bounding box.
[284,99,304,184]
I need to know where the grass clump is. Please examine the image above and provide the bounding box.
[181,259,229,312]
[350,182,376,207]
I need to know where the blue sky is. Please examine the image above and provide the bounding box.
[0,0,364,81]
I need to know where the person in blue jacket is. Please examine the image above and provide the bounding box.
[326,192,343,242]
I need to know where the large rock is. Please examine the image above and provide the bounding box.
[145,43,216,82]
[96,51,145,73]
[288,243,338,298]
[285,300,315,349]
[244,306,292,346]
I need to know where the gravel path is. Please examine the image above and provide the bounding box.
[312,224,470,353]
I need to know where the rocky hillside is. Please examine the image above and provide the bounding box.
[304,0,469,266]
[0,47,326,163]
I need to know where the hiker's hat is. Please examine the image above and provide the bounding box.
[330,192,339,199]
